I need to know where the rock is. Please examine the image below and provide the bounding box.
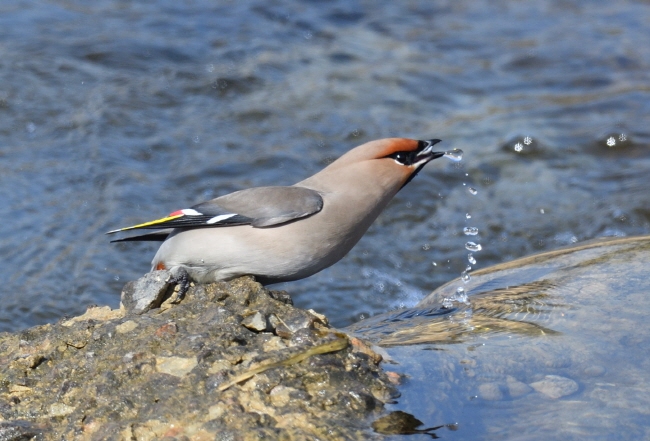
[0,276,396,440]
[241,311,268,332]
[120,270,174,314]
[155,356,198,377]
[478,382,504,400]
[49,403,75,417]
[115,320,139,334]
[583,365,606,377]
[506,376,532,398]
[530,375,579,399]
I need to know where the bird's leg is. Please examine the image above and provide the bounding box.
[168,267,191,302]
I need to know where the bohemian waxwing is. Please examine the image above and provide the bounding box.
[108,138,443,285]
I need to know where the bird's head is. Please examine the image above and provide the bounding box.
[321,138,444,190]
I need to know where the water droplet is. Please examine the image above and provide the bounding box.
[206,63,215,73]
[606,136,616,147]
[619,133,627,142]
[461,272,471,283]
[466,265,472,271]
[523,136,532,145]
[456,287,468,303]
[193,135,200,143]
[422,243,431,251]
[304,31,313,39]
[463,227,479,236]
[443,148,463,162]
[466,213,472,219]
[465,242,482,252]
[468,253,476,265]
[26,122,36,133]
[514,142,523,152]
[468,187,478,195]
[432,262,437,267]
[540,208,545,214]
[114,275,120,281]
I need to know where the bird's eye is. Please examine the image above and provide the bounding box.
[387,151,414,165]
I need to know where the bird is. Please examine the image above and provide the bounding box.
[107,138,444,286]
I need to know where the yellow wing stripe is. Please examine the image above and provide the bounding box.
[106,214,184,234]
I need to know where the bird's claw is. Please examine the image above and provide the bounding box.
[168,267,191,302]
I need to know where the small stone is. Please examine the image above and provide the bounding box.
[241,312,267,332]
[307,309,328,325]
[262,336,287,352]
[583,365,606,377]
[268,290,293,305]
[478,382,503,400]
[269,386,299,407]
[385,371,402,385]
[208,402,229,420]
[120,270,173,314]
[49,403,75,417]
[156,356,198,377]
[506,377,532,398]
[9,384,33,394]
[274,323,293,339]
[154,322,178,339]
[61,306,123,326]
[207,360,231,374]
[115,320,139,334]
[530,375,579,399]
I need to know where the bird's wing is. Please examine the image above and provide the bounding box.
[210,186,323,227]
[106,186,323,235]
[109,229,174,243]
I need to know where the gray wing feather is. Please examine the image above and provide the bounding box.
[192,186,323,228]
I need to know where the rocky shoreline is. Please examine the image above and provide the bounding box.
[0,276,399,440]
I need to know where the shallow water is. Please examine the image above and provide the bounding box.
[1,1,649,334]
[349,236,650,440]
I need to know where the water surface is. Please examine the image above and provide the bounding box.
[1,1,648,336]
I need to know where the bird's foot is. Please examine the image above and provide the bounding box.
[167,267,191,303]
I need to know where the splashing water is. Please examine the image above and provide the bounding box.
[465,242,482,252]
[463,227,479,236]
[443,285,471,308]
[443,148,463,162]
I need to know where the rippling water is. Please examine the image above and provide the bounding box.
[1,0,648,336]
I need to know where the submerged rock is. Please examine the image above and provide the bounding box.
[0,276,397,440]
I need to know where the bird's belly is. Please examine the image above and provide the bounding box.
[151,222,348,285]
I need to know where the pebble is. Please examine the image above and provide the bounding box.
[241,312,267,332]
[478,382,503,400]
[583,365,606,377]
[155,356,198,377]
[530,375,578,399]
[506,377,532,398]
